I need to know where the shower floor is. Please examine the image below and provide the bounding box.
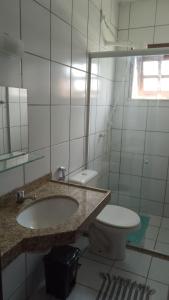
[127,214,169,256]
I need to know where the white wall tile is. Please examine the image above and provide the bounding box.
[72,0,88,37]
[94,132,108,158]
[51,105,70,145]
[28,106,50,151]
[119,194,139,211]
[24,147,50,184]
[70,137,85,172]
[70,106,86,139]
[143,155,168,180]
[26,252,45,276]
[90,75,98,106]
[119,174,141,197]
[9,103,20,126]
[140,199,163,216]
[22,0,50,58]
[130,0,156,28]
[0,129,4,154]
[0,167,24,196]
[117,29,129,42]
[0,0,20,38]
[118,3,130,30]
[89,106,96,134]
[163,204,169,217]
[110,151,120,173]
[9,282,26,300]
[51,15,71,65]
[154,25,169,43]
[113,82,126,106]
[23,54,50,105]
[123,107,147,130]
[0,56,21,88]
[141,178,165,202]
[156,0,169,25]
[129,27,154,48]
[10,127,21,152]
[165,181,169,202]
[120,152,143,176]
[51,141,69,176]
[122,130,145,154]
[88,1,100,51]
[111,106,123,129]
[145,132,169,156]
[72,28,87,72]
[2,254,26,300]
[51,0,72,24]
[71,69,87,105]
[115,57,130,82]
[88,134,95,162]
[111,129,122,151]
[147,107,169,132]
[91,0,101,10]
[36,0,50,9]
[97,78,107,105]
[95,106,106,132]
[51,62,70,105]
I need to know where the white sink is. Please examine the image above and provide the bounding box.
[16,196,79,229]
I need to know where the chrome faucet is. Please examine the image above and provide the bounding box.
[16,190,36,204]
[57,166,66,181]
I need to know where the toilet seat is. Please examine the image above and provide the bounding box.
[96,205,140,229]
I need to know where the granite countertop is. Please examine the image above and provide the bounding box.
[0,177,111,269]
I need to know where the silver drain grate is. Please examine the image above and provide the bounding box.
[96,273,156,300]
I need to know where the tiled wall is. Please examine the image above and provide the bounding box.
[0,0,118,196]
[0,0,119,299]
[87,56,117,189]
[109,0,169,217]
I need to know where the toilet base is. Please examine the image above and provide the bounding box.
[89,222,129,261]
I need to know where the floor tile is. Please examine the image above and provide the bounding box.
[146,279,169,300]
[145,225,159,240]
[77,257,111,290]
[68,284,97,300]
[140,238,156,250]
[149,257,169,284]
[155,242,169,255]
[157,228,169,244]
[30,285,55,300]
[83,248,114,266]
[114,249,152,277]
[30,283,97,300]
[111,267,146,284]
[148,214,162,227]
[161,217,169,229]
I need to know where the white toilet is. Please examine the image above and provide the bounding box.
[69,170,140,260]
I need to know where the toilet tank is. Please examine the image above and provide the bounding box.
[69,170,98,187]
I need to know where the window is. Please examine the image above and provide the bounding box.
[132,56,169,100]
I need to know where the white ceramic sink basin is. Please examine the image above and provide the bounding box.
[16,196,79,229]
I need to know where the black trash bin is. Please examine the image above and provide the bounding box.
[43,245,81,300]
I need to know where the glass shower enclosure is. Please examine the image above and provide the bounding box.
[87,47,169,257]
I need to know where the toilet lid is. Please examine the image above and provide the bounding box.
[96,205,140,229]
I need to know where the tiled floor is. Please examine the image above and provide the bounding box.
[31,248,169,300]
[128,214,169,256]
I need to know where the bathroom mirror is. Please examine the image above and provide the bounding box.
[0,85,28,159]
